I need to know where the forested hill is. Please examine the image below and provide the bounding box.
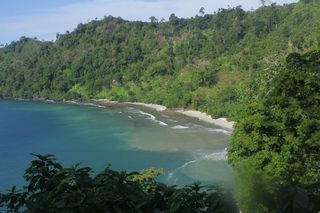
[0,0,319,118]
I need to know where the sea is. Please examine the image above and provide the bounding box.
[0,100,233,191]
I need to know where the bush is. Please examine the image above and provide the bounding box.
[0,154,238,213]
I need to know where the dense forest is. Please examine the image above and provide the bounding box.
[0,0,319,119]
[229,50,320,212]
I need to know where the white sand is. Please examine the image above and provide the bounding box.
[174,110,234,130]
[93,99,234,130]
[94,99,167,111]
[11,98,234,130]
[124,102,167,111]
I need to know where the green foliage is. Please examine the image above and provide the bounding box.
[130,168,165,191]
[228,51,320,212]
[0,154,237,213]
[0,1,319,119]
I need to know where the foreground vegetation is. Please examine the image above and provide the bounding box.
[0,0,319,118]
[229,50,320,212]
[0,154,238,213]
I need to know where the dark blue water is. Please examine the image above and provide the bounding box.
[0,100,233,191]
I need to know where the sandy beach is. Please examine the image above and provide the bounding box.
[93,99,234,130]
[94,99,166,111]
[174,110,234,130]
[124,102,167,111]
[5,97,234,130]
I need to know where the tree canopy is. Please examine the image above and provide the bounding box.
[0,1,319,119]
[228,50,320,212]
[0,154,238,213]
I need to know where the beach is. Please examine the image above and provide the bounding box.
[173,110,234,130]
[2,97,234,130]
[95,99,167,111]
[93,99,234,130]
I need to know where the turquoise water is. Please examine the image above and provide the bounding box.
[0,100,233,190]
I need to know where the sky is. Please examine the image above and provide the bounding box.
[0,0,298,44]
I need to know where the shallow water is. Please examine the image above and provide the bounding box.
[0,100,233,190]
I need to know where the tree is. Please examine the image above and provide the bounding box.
[149,16,158,26]
[199,7,205,15]
[169,13,179,25]
[228,51,320,212]
[260,0,266,6]
[0,154,238,212]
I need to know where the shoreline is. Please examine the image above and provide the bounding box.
[1,97,234,130]
[93,99,234,130]
[94,99,167,111]
[173,110,234,130]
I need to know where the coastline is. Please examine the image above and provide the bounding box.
[1,97,234,130]
[94,99,167,111]
[93,99,234,130]
[173,110,234,130]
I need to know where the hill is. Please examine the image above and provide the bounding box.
[0,0,319,119]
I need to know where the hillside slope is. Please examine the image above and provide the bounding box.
[0,0,319,118]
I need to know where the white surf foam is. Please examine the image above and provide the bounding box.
[137,110,156,120]
[171,125,189,129]
[192,149,228,162]
[167,149,228,183]
[202,151,227,161]
[158,121,169,126]
[167,159,198,184]
[132,110,168,126]
[206,128,231,135]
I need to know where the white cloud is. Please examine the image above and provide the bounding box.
[0,0,298,44]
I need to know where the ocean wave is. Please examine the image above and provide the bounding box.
[137,110,156,120]
[167,149,228,183]
[133,110,168,126]
[206,128,231,135]
[202,150,227,161]
[171,125,189,129]
[167,159,198,184]
[192,149,228,161]
[158,121,168,126]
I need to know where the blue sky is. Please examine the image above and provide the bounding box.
[0,0,298,44]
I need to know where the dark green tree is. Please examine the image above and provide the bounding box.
[228,51,320,212]
[199,7,205,15]
[0,154,238,213]
[149,16,158,27]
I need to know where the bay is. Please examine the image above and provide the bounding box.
[0,100,233,190]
